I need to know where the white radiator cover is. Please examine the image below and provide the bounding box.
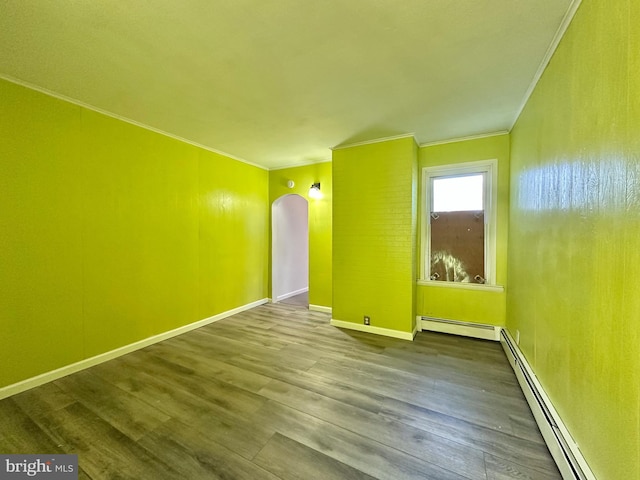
[418,317,597,479]
[500,329,596,480]
[419,316,501,341]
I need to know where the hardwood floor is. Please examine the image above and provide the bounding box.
[0,303,561,479]
[278,291,309,307]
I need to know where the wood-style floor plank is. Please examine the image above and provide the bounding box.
[257,379,487,480]
[251,400,471,480]
[29,402,178,479]
[254,432,378,480]
[484,452,562,480]
[54,370,171,442]
[137,419,280,480]
[0,399,67,454]
[378,399,558,475]
[0,302,561,479]
[90,359,275,460]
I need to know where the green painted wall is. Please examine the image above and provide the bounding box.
[0,78,269,388]
[268,163,332,308]
[507,1,639,478]
[417,134,510,326]
[332,137,417,334]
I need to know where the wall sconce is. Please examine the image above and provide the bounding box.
[309,182,322,199]
[287,180,295,188]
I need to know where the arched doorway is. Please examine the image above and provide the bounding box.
[272,194,309,307]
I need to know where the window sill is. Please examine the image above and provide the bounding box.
[417,280,504,293]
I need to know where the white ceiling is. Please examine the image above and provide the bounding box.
[0,1,576,169]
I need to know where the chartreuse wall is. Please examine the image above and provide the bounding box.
[332,136,417,337]
[507,1,639,478]
[268,162,332,309]
[0,78,269,389]
[417,134,510,326]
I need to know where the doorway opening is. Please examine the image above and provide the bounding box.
[272,194,309,308]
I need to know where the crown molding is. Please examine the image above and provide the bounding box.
[510,0,582,129]
[268,159,332,171]
[0,74,267,170]
[419,130,509,148]
[331,133,416,151]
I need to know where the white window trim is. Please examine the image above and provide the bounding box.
[420,159,498,287]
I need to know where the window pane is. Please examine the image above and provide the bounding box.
[430,211,485,283]
[432,174,483,212]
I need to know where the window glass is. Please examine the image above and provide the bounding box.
[432,174,483,212]
[430,210,485,283]
[422,161,496,286]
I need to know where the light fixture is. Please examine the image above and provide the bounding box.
[309,182,321,199]
[287,180,295,188]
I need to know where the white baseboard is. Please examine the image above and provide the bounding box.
[412,321,420,338]
[501,329,596,480]
[419,316,501,341]
[275,287,308,302]
[309,304,332,314]
[330,319,415,341]
[0,298,269,400]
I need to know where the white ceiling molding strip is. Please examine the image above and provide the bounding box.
[331,133,417,151]
[269,159,333,171]
[510,0,583,129]
[0,73,266,170]
[419,130,509,148]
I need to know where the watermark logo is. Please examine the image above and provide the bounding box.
[0,455,77,479]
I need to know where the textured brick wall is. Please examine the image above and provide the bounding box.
[332,137,417,333]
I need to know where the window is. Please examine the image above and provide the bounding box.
[421,160,497,286]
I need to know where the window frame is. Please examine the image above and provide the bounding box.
[420,159,499,288]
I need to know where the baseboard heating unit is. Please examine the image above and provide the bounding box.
[500,329,596,480]
[419,316,501,341]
